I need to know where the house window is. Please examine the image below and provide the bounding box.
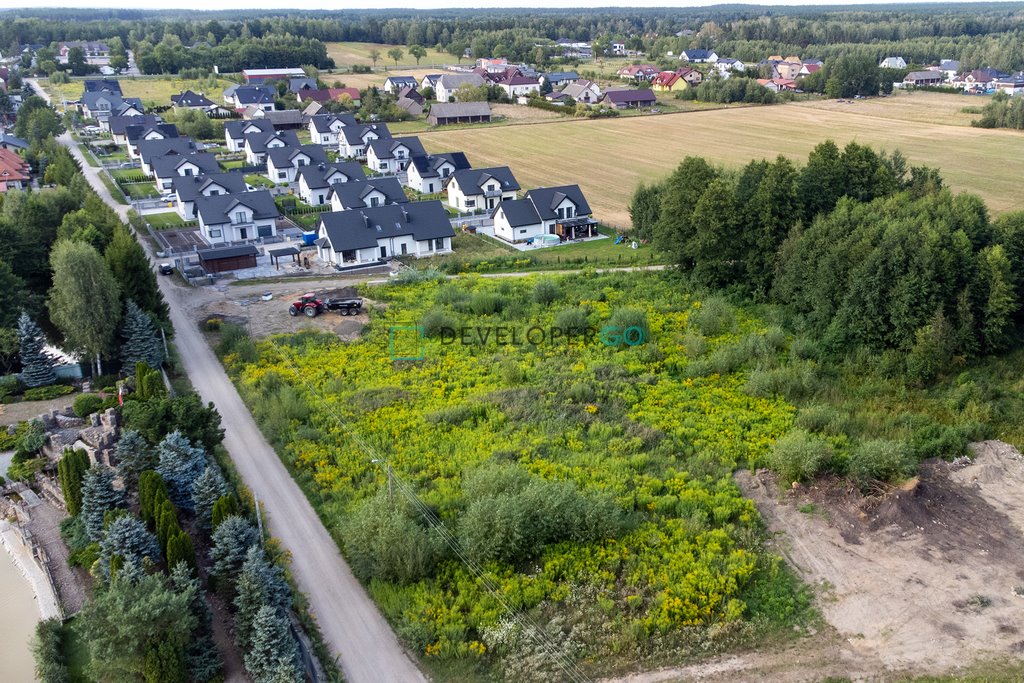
[209,190,219,196]
[520,229,528,234]
[428,183,434,193]
[487,184,496,191]
[370,196,380,207]
[183,168,194,176]
[317,194,324,204]
[297,159,307,166]
[380,246,387,258]
[442,169,450,177]
[426,240,433,251]
[162,181,172,189]
[400,243,408,255]
[234,211,246,224]
[434,238,445,250]
[209,229,222,238]
[465,199,476,208]
[240,227,248,240]
[257,225,273,237]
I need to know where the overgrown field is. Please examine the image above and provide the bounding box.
[325,41,452,68]
[47,76,237,111]
[219,271,812,678]
[419,93,1024,226]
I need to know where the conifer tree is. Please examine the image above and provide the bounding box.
[81,465,125,541]
[209,515,260,583]
[120,301,164,371]
[57,447,90,516]
[191,464,228,532]
[156,431,206,509]
[99,515,160,581]
[211,494,240,530]
[114,430,156,488]
[234,546,292,651]
[169,562,221,683]
[244,606,302,683]
[17,312,55,388]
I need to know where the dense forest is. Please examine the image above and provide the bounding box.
[5,5,1024,73]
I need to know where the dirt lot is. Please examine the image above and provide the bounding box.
[490,103,564,122]
[735,441,1024,677]
[200,286,374,341]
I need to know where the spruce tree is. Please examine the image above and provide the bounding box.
[99,515,160,581]
[81,465,126,542]
[57,448,90,516]
[169,562,221,683]
[191,464,228,533]
[17,312,55,388]
[156,431,206,509]
[234,546,293,651]
[115,430,157,488]
[209,515,260,583]
[120,301,165,371]
[244,605,302,683]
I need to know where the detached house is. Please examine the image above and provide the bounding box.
[383,76,419,94]
[601,89,657,109]
[195,190,279,244]
[616,65,659,82]
[315,201,454,266]
[308,113,358,146]
[435,73,487,103]
[173,172,248,220]
[0,148,31,192]
[296,161,365,206]
[446,166,520,212]
[879,56,908,70]
[366,136,427,174]
[226,85,276,112]
[125,123,178,158]
[224,119,274,153]
[561,80,603,104]
[82,91,142,122]
[137,138,198,176]
[151,152,220,192]
[651,71,689,92]
[681,49,718,63]
[243,129,301,165]
[338,123,392,159]
[171,90,216,110]
[492,184,596,243]
[498,75,541,99]
[542,72,579,88]
[405,152,471,194]
[83,79,122,96]
[420,74,443,92]
[903,71,943,87]
[265,144,329,184]
[715,58,747,76]
[328,177,408,211]
[108,114,163,145]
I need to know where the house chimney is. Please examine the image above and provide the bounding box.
[361,212,370,228]
[401,207,410,221]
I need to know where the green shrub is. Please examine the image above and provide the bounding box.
[469,291,503,316]
[745,360,819,400]
[0,375,22,400]
[73,394,105,418]
[766,428,832,483]
[421,308,456,338]
[909,423,968,460]
[795,404,850,437]
[682,330,707,357]
[342,493,446,583]
[848,439,915,488]
[690,296,736,336]
[32,617,68,683]
[16,420,48,457]
[553,307,590,335]
[532,279,560,306]
[607,307,649,340]
[22,384,75,401]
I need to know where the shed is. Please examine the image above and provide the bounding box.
[198,244,260,273]
[427,102,492,126]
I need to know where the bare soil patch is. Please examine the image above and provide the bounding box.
[201,286,371,340]
[490,103,563,122]
[736,443,1024,675]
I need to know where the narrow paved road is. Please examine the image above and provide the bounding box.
[30,80,427,683]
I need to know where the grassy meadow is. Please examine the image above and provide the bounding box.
[47,76,237,111]
[325,42,453,69]
[418,91,1024,226]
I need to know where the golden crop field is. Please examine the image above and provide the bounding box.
[325,42,454,68]
[418,92,1024,227]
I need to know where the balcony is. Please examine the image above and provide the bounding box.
[482,189,503,198]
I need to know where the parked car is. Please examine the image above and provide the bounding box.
[158,263,173,275]
[159,193,176,203]
[119,162,136,168]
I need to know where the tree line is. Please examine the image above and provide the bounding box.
[632,140,1024,381]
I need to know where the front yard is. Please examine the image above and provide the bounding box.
[144,211,189,229]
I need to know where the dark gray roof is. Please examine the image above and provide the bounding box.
[310,113,358,133]
[225,119,274,142]
[244,129,300,154]
[195,190,278,226]
[385,76,418,87]
[682,49,715,60]
[297,161,365,190]
[115,98,144,115]
[233,85,276,105]
[602,89,657,105]
[340,123,392,145]
[108,114,162,135]
[366,136,426,160]
[125,123,178,143]
[172,172,248,202]
[198,244,260,261]
[409,152,471,179]
[266,144,328,169]
[428,102,491,120]
[258,110,303,126]
[329,177,409,209]
[318,201,453,252]
[0,133,29,150]
[495,198,542,227]
[289,77,317,92]
[137,138,198,165]
[544,71,579,82]
[171,90,216,108]
[83,79,121,95]
[449,166,520,194]
[82,90,125,111]
[150,152,220,178]
[524,184,592,220]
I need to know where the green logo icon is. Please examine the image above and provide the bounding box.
[389,325,425,361]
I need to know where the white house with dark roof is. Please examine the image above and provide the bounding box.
[243,129,301,165]
[297,161,364,206]
[542,71,579,88]
[328,177,408,211]
[226,85,277,112]
[172,172,248,220]
[265,144,329,184]
[436,73,487,102]
[338,123,392,159]
[420,74,443,92]
[405,152,471,194]
[151,152,220,192]
[224,119,275,152]
[498,75,541,99]
[680,49,718,64]
[383,76,419,94]
[308,113,358,146]
[124,123,178,157]
[445,167,520,212]
[315,201,453,265]
[136,138,198,175]
[195,190,279,244]
[366,136,427,174]
[171,90,216,110]
[491,184,596,243]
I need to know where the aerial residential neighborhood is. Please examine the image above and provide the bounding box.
[4,6,1024,683]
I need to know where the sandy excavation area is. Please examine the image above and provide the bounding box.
[200,286,373,341]
[737,440,1024,676]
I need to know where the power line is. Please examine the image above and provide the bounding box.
[271,341,592,683]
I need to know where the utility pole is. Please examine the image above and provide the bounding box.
[371,459,393,504]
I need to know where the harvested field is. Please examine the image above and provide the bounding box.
[736,442,1024,675]
[418,96,1024,226]
[325,42,451,68]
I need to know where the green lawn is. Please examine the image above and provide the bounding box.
[120,182,159,200]
[220,159,245,170]
[144,211,188,229]
[47,76,237,112]
[325,41,452,68]
[245,174,275,188]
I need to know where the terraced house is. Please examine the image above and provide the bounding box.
[243,129,300,164]
[224,119,275,153]
[307,113,358,146]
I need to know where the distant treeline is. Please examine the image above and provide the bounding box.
[632,141,1024,377]
[7,5,1024,73]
